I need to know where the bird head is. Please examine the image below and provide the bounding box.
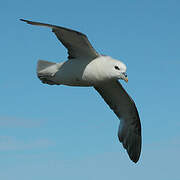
[86,56,128,83]
[109,59,128,83]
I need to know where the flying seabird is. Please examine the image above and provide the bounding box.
[20,19,142,163]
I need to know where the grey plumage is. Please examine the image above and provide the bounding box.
[95,81,141,163]
[21,19,142,163]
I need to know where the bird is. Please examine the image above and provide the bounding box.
[20,19,141,163]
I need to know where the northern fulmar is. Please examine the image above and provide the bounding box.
[20,19,141,163]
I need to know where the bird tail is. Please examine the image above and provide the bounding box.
[37,60,60,85]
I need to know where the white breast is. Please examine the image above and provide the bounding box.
[52,56,117,86]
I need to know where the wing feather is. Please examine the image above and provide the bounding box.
[20,19,99,60]
[94,80,141,163]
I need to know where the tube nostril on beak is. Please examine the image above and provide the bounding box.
[122,72,127,78]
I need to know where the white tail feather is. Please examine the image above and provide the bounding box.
[37,60,60,85]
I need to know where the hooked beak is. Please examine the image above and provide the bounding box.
[124,77,128,83]
[122,72,128,83]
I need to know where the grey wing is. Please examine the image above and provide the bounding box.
[94,80,141,163]
[20,19,99,60]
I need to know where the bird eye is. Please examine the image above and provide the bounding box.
[114,66,120,70]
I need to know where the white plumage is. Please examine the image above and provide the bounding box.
[21,19,141,163]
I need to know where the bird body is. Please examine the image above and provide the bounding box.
[37,56,127,86]
[21,19,141,163]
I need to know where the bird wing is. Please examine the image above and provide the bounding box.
[20,19,99,60]
[94,80,141,163]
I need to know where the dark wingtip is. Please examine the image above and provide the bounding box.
[118,133,141,163]
[19,19,33,25]
[129,145,141,163]
[20,18,27,22]
[131,157,139,163]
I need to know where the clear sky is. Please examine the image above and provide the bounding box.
[1,0,180,179]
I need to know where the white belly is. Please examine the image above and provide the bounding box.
[50,56,113,86]
[51,59,94,86]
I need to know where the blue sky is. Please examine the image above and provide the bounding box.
[1,0,180,179]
